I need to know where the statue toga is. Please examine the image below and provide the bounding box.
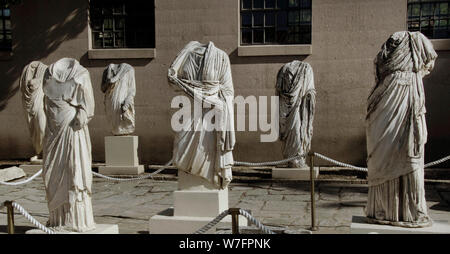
[168,41,235,190]
[42,58,96,232]
[366,31,437,227]
[19,61,48,162]
[101,63,136,135]
[276,60,315,168]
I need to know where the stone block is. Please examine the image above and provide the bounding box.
[0,166,26,182]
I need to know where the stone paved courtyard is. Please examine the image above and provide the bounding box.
[1,166,449,234]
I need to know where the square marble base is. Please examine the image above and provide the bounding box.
[98,165,145,175]
[174,189,228,217]
[350,216,450,234]
[18,164,43,171]
[105,136,140,166]
[26,224,119,234]
[272,167,319,180]
[149,208,248,234]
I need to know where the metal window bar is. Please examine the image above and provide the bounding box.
[0,7,11,50]
[240,0,312,45]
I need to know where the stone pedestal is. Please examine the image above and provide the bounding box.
[350,216,450,234]
[149,171,248,234]
[98,136,144,175]
[26,224,119,234]
[272,167,319,180]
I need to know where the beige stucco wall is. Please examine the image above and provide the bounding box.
[0,0,448,167]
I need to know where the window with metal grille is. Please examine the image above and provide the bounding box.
[90,0,155,49]
[408,0,450,39]
[240,0,311,45]
[0,6,11,51]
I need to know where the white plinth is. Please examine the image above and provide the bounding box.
[101,136,144,175]
[272,167,319,180]
[26,224,119,234]
[18,164,43,171]
[350,216,450,234]
[149,170,248,234]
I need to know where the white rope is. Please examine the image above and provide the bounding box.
[313,152,368,172]
[239,209,275,234]
[0,169,42,186]
[193,210,230,234]
[234,154,306,167]
[92,160,172,182]
[11,201,56,234]
[424,155,450,168]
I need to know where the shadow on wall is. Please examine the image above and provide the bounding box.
[0,0,87,111]
[424,51,450,168]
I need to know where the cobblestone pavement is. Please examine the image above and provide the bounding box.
[1,168,449,234]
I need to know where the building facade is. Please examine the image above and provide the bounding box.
[0,0,448,167]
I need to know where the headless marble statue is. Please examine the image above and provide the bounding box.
[42,58,96,232]
[101,63,136,135]
[19,61,48,163]
[168,41,235,190]
[276,60,315,168]
[366,31,437,228]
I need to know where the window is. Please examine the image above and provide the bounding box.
[0,5,11,51]
[89,0,155,49]
[240,0,311,45]
[408,0,450,39]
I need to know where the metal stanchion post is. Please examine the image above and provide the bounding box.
[5,201,15,234]
[229,208,240,234]
[309,152,318,231]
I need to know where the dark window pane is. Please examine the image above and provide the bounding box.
[266,12,275,26]
[277,0,288,9]
[441,3,448,15]
[289,0,299,8]
[277,11,288,26]
[242,28,252,44]
[243,0,252,9]
[254,0,264,9]
[242,13,252,27]
[93,32,103,48]
[254,12,264,26]
[301,9,311,22]
[277,27,289,43]
[104,18,113,29]
[288,11,300,24]
[3,9,10,16]
[265,27,276,43]
[254,29,264,43]
[5,19,10,30]
[300,0,311,8]
[265,0,275,9]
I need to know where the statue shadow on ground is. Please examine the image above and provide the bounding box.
[0,0,88,112]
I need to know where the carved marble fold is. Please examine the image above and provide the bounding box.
[276,60,315,168]
[365,31,437,227]
[101,63,136,135]
[168,41,235,189]
[42,58,96,232]
[19,61,48,160]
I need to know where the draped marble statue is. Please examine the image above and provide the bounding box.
[101,63,136,135]
[276,60,315,168]
[365,31,437,227]
[42,58,96,232]
[19,61,48,162]
[168,41,235,189]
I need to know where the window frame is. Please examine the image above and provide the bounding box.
[237,0,312,56]
[87,0,156,59]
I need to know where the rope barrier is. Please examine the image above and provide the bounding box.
[91,160,173,182]
[0,169,43,186]
[11,201,55,234]
[193,210,230,234]
[239,209,275,234]
[234,154,306,167]
[424,155,450,168]
[193,208,275,234]
[313,153,368,172]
